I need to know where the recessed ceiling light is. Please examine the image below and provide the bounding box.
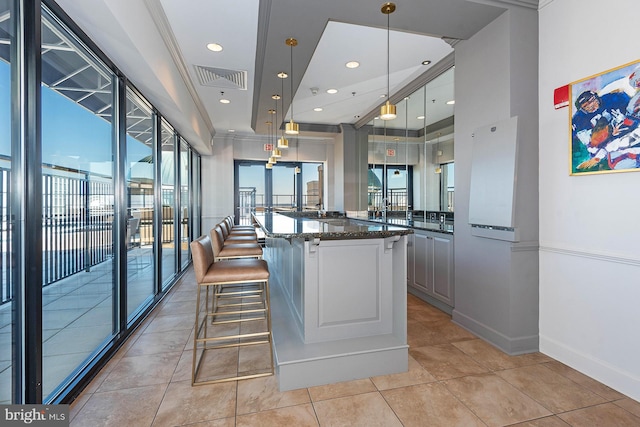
[421,60,431,65]
[219,98,230,104]
[277,71,288,79]
[207,43,223,52]
[326,88,338,94]
[417,115,425,120]
[228,129,235,132]
[446,100,455,105]
[272,94,281,100]
[380,94,386,98]
[314,107,323,112]
[345,61,360,69]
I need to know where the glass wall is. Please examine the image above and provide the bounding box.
[41,7,116,398]
[235,160,325,221]
[271,164,297,211]
[0,1,202,403]
[179,139,190,268]
[301,163,322,210]
[160,120,176,287]
[0,0,13,405]
[192,153,201,240]
[237,162,266,221]
[125,88,155,319]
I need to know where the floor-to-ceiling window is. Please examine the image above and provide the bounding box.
[125,87,155,319]
[0,0,14,405]
[237,162,266,222]
[301,163,322,210]
[271,163,297,211]
[0,1,201,403]
[160,120,176,288]
[235,160,324,222]
[191,153,201,238]
[40,6,116,399]
[179,138,190,268]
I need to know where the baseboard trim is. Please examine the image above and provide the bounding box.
[452,309,539,355]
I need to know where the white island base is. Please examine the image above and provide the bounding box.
[265,235,408,391]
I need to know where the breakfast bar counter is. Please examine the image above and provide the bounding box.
[252,212,411,391]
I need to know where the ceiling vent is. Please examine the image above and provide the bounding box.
[193,65,247,90]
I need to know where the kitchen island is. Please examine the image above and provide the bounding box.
[252,212,412,391]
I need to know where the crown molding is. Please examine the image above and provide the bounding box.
[467,0,539,10]
[144,0,215,138]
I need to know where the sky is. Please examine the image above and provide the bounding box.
[0,61,153,178]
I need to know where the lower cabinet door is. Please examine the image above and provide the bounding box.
[413,232,433,293]
[433,235,453,305]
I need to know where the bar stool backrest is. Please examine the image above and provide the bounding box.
[190,235,214,284]
[220,220,231,239]
[224,216,236,234]
[209,225,226,258]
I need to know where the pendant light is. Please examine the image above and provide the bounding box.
[285,38,300,135]
[266,119,275,168]
[380,3,397,120]
[273,93,288,149]
[271,92,285,155]
[277,71,289,148]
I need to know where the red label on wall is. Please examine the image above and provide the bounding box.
[387,148,396,157]
[264,143,273,151]
[554,85,569,109]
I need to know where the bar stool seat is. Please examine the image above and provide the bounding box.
[203,258,269,282]
[190,235,273,386]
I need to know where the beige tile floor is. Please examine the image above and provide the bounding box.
[70,268,640,426]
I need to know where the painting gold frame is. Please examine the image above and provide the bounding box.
[569,59,640,175]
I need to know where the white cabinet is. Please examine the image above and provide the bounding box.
[408,229,454,309]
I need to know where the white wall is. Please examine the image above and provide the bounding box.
[539,0,640,401]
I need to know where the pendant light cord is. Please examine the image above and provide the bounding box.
[386,11,390,101]
[290,42,294,120]
[281,76,286,139]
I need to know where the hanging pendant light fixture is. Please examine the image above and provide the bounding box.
[266,119,275,168]
[285,38,300,135]
[277,71,289,148]
[380,3,397,120]
[271,91,289,148]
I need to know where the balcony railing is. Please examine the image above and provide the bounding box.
[0,166,183,305]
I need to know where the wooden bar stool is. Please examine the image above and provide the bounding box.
[190,235,273,386]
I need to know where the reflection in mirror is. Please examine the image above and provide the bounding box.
[368,66,455,219]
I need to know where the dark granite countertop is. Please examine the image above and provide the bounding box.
[252,212,413,241]
[362,217,454,235]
